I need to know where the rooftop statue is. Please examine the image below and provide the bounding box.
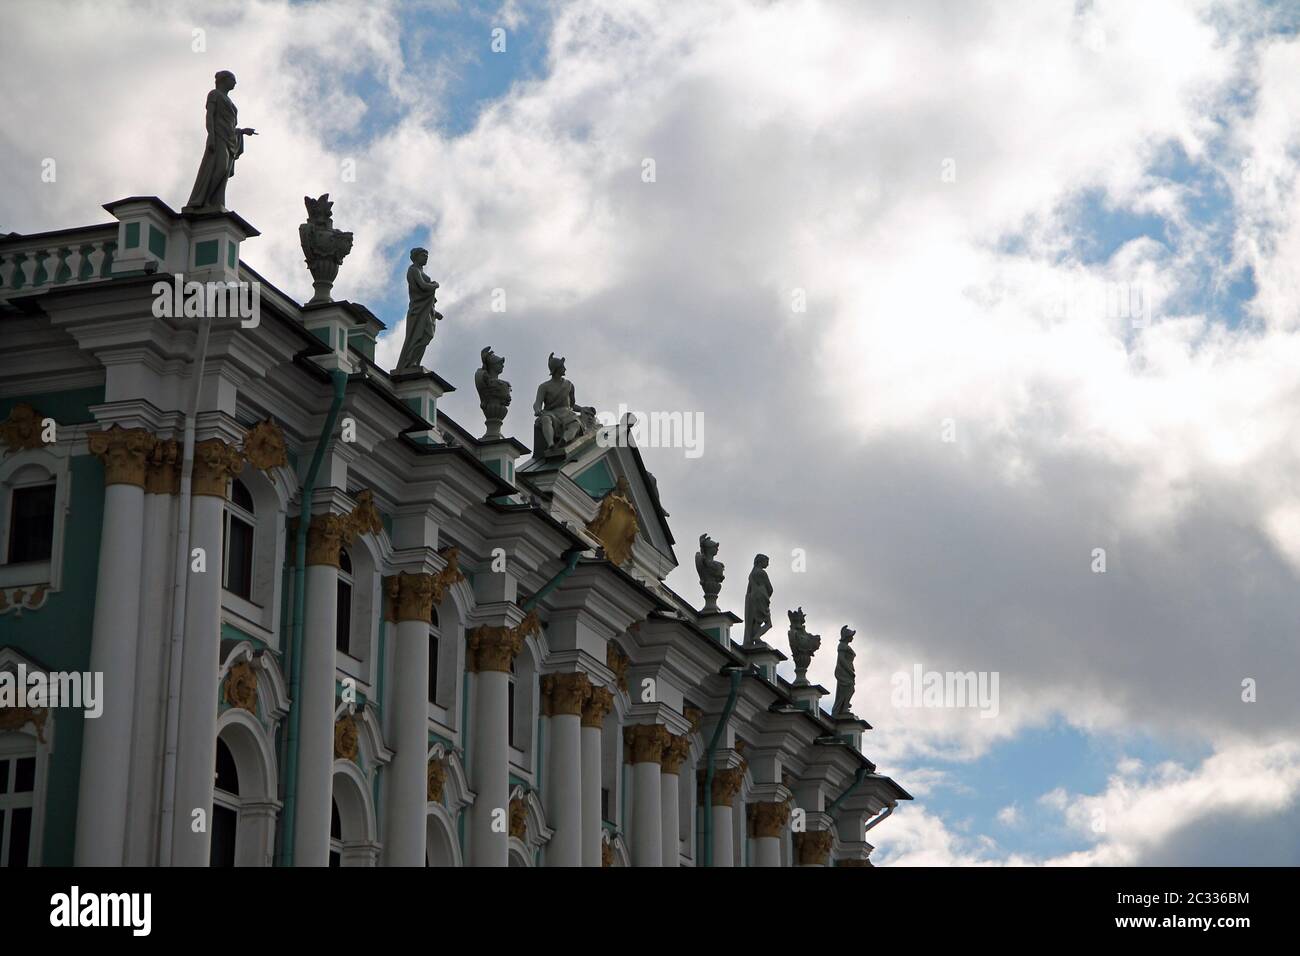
[831,625,857,716]
[742,553,773,646]
[787,607,821,686]
[183,70,256,214]
[533,352,597,458]
[475,346,512,439]
[696,533,725,612]
[394,247,442,372]
[298,194,353,305]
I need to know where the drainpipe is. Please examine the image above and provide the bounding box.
[521,545,585,611]
[826,766,869,816]
[157,312,212,865]
[701,666,744,867]
[863,805,894,832]
[277,368,348,866]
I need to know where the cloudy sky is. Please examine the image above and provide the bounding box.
[4,0,1300,865]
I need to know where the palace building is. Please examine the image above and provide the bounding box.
[0,182,909,867]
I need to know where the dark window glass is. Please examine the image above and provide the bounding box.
[0,760,8,794]
[601,787,611,823]
[209,805,237,867]
[8,484,55,564]
[8,807,30,868]
[329,850,341,867]
[230,478,254,513]
[428,604,438,627]
[336,580,352,654]
[13,758,34,793]
[507,681,516,748]
[224,516,254,598]
[214,738,239,795]
[331,800,341,840]
[338,548,352,574]
[427,633,439,704]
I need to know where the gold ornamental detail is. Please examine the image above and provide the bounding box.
[334,713,359,760]
[89,425,157,488]
[582,685,615,729]
[661,733,691,775]
[623,723,671,765]
[1,403,50,454]
[222,660,258,713]
[585,477,638,567]
[466,611,540,673]
[794,830,833,866]
[191,437,243,497]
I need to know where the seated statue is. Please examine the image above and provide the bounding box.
[533,352,597,457]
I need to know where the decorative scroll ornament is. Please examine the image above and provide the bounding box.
[430,546,465,603]
[427,757,447,802]
[605,642,629,693]
[223,660,258,713]
[509,797,527,840]
[586,477,639,567]
[0,705,48,743]
[0,403,48,454]
[89,425,157,488]
[145,439,181,495]
[661,733,691,775]
[0,584,50,617]
[334,713,359,760]
[683,706,703,734]
[582,685,615,729]
[601,836,613,868]
[191,437,244,497]
[241,419,287,472]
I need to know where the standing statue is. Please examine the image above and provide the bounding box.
[787,607,821,686]
[183,70,257,214]
[533,353,597,457]
[696,533,725,612]
[742,553,773,646]
[475,346,512,439]
[395,248,441,371]
[298,194,353,304]
[831,626,857,716]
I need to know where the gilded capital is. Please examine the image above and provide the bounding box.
[427,757,447,803]
[191,437,243,497]
[144,438,181,495]
[836,858,872,867]
[89,425,157,488]
[794,829,834,866]
[467,611,538,673]
[661,733,691,775]
[384,572,436,622]
[623,723,671,765]
[541,672,592,717]
[605,642,629,692]
[306,512,351,567]
[582,685,615,729]
[748,801,790,839]
[704,764,746,807]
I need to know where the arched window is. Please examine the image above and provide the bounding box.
[336,548,353,655]
[223,478,255,599]
[209,738,239,867]
[427,603,439,705]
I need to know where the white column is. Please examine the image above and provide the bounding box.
[467,624,520,867]
[754,834,781,867]
[541,672,587,866]
[625,724,668,867]
[711,805,733,867]
[383,582,431,866]
[171,439,239,866]
[580,686,613,867]
[660,771,680,866]
[76,429,154,866]
[294,535,339,867]
[749,801,788,867]
[125,464,177,865]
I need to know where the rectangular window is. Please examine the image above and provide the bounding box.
[0,755,36,867]
[223,515,254,599]
[427,634,439,704]
[8,484,55,564]
[601,787,611,823]
[336,580,352,654]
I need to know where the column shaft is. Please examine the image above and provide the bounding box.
[580,725,603,866]
[469,670,510,866]
[384,617,429,865]
[294,562,338,866]
[711,805,734,866]
[545,712,582,866]
[660,772,680,866]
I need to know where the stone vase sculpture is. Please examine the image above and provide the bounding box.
[475,346,512,439]
[787,607,821,685]
[298,194,353,304]
[696,533,725,612]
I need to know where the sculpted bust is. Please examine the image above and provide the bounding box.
[787,607,821,685]
[696,533,725,612]
[475,346,512,439]
[742,553,773,646]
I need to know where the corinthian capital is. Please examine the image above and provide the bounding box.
[88,425,157,488]
[541,672,592,717]
[661,733,691,775]
[623,723,671,765]
[748,801,791,839]
[192,437,244,497]
[582,685,615,729]
[384,571,436,622]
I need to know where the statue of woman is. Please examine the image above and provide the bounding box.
[742,554,773,645]
[832,626,857,716]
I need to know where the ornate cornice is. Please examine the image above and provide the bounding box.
[191,437,243,497]
[747,800,791,839]
[144,438,181,495]
[222,660,258,713]
[582,685,615,729]
[661,733,691,775]
[541,671,592,717]
[427,757,447,803]
[794,830,833,866]
[623,723,671,765]
[89,425,157,488]
[466,611,540,673]
[0,403,49,454]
